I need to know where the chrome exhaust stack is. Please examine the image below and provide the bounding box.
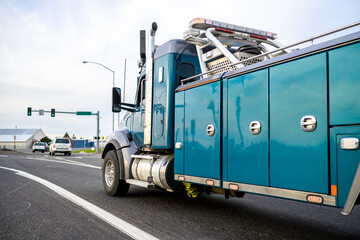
[144,22,157,146]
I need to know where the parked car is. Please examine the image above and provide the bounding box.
[49,138,72,156]
[44,142,49,152]
[32,142,47,153]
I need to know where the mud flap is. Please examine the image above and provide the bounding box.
[342,161,360,215]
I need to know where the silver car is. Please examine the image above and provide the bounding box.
[32,142,47,153]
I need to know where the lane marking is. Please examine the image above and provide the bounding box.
[26,157,101,169]
[0,155,8,158]
[54,157,90,165]
[5,182,30,196]
[0,166,159,240]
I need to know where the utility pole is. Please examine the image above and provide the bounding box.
[119,58,127,127]
[123,58,126,102]
[96,111,100,152]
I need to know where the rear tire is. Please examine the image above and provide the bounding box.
[102,150,129,196]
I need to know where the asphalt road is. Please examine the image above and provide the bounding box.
[0,151,359,240]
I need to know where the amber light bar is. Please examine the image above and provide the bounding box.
[189,17,278,40]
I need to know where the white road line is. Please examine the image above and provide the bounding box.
[54,157,91,165]
[5,182,30,196]
[0,166,159,240]
[26,157,101,169]
[0,155,8,158]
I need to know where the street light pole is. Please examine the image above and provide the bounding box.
[83,61,115,132]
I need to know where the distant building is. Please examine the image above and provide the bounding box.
[0,129,46,149]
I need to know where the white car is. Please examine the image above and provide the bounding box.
[49,138,72,156]
[32,142,47,153]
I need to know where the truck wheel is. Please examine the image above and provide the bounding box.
[102,150,129,196]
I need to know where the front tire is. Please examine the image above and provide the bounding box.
[102,150,129,196]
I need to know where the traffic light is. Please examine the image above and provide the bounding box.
[51,108,55,117]
[27,107,32,116]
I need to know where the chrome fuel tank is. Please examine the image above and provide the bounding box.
[131,154,177,191]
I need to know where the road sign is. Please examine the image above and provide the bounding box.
[76,111,92,115]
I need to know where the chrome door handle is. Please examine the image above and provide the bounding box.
[300,115,317,132]
[249,121,261,135]
[206,124,215,136]
[175,142,183,149]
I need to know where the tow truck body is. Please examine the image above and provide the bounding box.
[103,18,360,215]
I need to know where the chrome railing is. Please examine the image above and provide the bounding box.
[181,21,360,84]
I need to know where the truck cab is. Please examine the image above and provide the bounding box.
[124,39,201,151]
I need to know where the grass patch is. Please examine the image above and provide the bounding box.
[72,149,103,154]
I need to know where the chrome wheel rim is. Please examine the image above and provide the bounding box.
[105,161,115,187]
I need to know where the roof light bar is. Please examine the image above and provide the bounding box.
[215,27,234,34]
[250,34,268,40]
[189,17,278,40]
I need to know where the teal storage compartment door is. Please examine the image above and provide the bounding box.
[174,91,185,174]
[184,82,221,179]
[270,53,328,194]
[329,42,360,126]
[226,69,269,186]
[334,130,360,207]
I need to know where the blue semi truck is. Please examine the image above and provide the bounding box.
[102,18,360,215]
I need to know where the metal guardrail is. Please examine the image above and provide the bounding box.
[181,21,360,84]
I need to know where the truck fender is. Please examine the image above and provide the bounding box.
[102,128,137,180]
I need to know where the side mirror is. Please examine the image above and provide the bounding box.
[112,87,121,112]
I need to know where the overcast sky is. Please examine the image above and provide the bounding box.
[0,0,359,139]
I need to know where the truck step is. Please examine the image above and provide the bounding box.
[126,179,155,188]
[131,154,156,160]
